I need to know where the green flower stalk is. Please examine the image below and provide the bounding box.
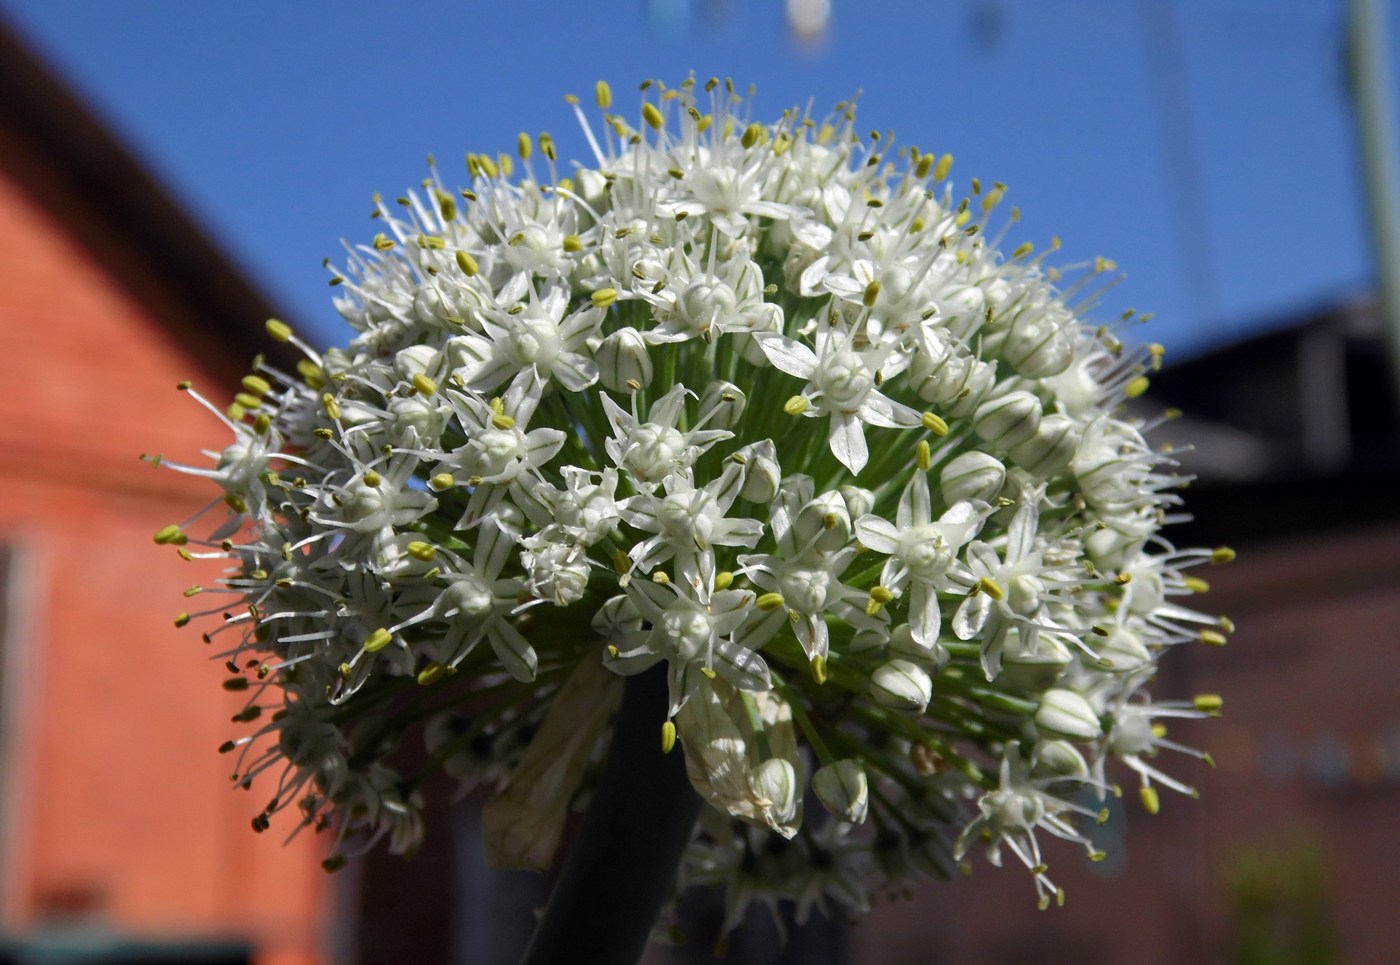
[152,76,1232,935]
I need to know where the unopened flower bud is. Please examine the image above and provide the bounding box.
[796,491,850,550]
[1033,740,1090,781]
[595,328,653,392]
[940,450,1006,504]
[1001,311,1075,378]
[974,390,1042,450]
[999,633,1071,694]
[740,448,781,503]
[755,758,799,827]
[698,381,747,429]
[840,485,876,520]
[813,760,869,823]
[871,659,933,713]
[889,624,950,671]
[1009,414,1077,479]
[1035,688,1103,741]
[1096,625,1152,673]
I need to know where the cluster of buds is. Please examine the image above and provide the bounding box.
[151,77,1231,923]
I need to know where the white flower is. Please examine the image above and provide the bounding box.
[753,319,921,474]
[154,78,1227,918]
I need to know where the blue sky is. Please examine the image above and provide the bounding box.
[0,0,1385,361]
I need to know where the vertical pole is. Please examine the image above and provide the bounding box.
[1348,0,1400,421]
[521,667,701,965]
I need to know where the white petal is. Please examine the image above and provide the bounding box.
[751,332,818,378]
[853,515,900,555]
[829,413,868,474]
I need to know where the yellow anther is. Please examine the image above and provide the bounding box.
[364,628,393,653]
[921,411,949,435]
[862,279,881,307]
[933,153,954,181]
[1193,693,1224,712]
[223,493,247,514]
[1012,241,1034,260]
[1148,343,1166,370]
[173,612,191,628]
[418,662,447,686]
[1199,629,1228,647]
[252,413,271,434]
[822,512,839,530]
[562,234,583,253]
[235,392,263,411]
[1211,546,1236,564]
[980,187,1004,212]
[491,412,516,430]
[595,80,612,109]
[1095,256,1118,273]
[297,359,326,389]
[783,395,810,416]
[977,576,1004,600]
[642,102,664,130]
[1151,723,1168,739]
[153,524,187,546]
[266,318,293,342]
[1124,375,1150,399]
[429,472,455,491]
[700,666,717,679]
[437,192,457,222]
[607,644,619,658]
[866,586,895,617]
[954,209,971,227]
[661,720,677,753]
[741,122,764,148]
[714,571,734,591]
[1184,576,1210,594]
[362,469,382,488]
[540,133,556,160]
[1202,752,1217,768]
[756,592,785,611]
[406,541,435,562]
[411,373,437,396]
[242,374,272,397]
[183,585,202,598]
[915,154,934,179]
[916,440,932,471]
[1139,786,1160,815]
[652,570,670,585]
[1218,615,1236,634]
[455,250,479,276]
[1113,572,1133,586]
[517,132,533,160]
[591,288,619,308]
[810,654,828,685]
[322,393,341,420]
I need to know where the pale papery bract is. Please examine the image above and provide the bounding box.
[151,77,1232,927]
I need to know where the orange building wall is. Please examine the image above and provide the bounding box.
[0,165,330,963]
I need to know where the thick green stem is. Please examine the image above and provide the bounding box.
[521,666,701,965]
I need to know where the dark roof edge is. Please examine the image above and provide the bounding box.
[0,19,301,386]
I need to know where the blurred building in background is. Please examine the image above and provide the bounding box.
[0,24,328,965]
